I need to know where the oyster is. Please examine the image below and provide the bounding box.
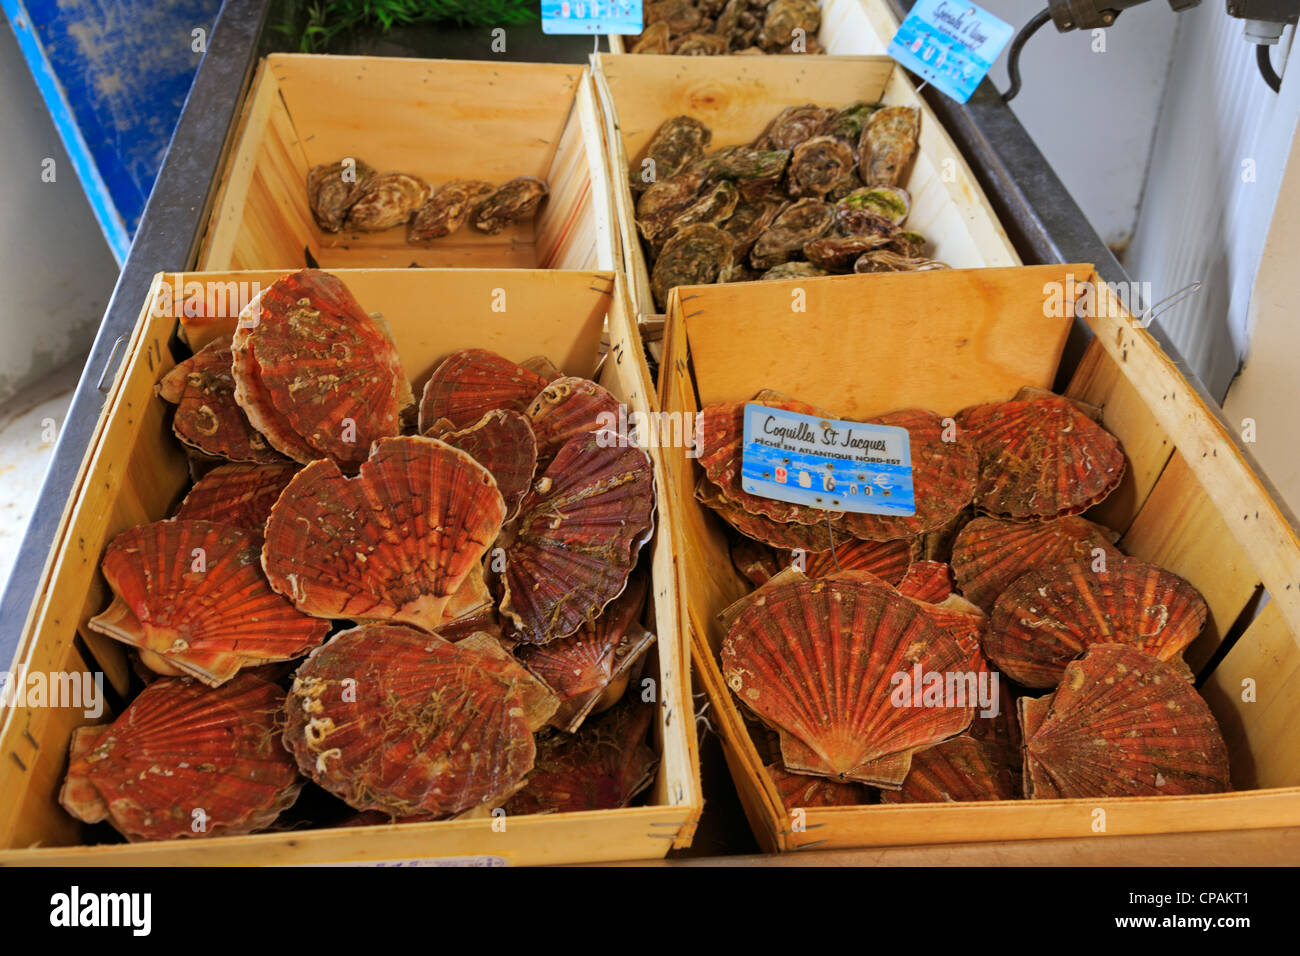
[630,20,672,54]
[408,179,494,242]
[261,436,506,632]
[706,147,791,198]
[950,515,1123,611]
[822,101,879,149]
[660,179,740,247]
[472,176,549,235]
[840,185,911,225]
[749,198,833,269]
[418,347,552,433]
[636,168,708,244]
[651,223,734,309]
[720,262,763,283]
[343,172,431,232]
[283,624,538,817]
[787,136,857,199]
[646,0,703,33]
[955,395,1126,520]
[835,188,906,237]
[859,106,921,187]
[759,261,828,281]
[307,157,376,232]
[60,674,301,841]
[720,196,785,260]
[826,169,866,203]
[803,234,895,271]
[755,104,834,152]
[89,519,330,685]
[760,0,821,52]
[673,32,729,54]
[1020,644,1231,798]
[987,558,1207,687]
[173,461,299,536]
[156,334,286,464]
[631,115,712,193]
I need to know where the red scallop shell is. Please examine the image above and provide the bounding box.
[766,764,872,809]
[174,462,299,536]
[696,476,838,551]
[515,572,655,732]
[897,560,953,603]
[525,377,621,461]
[231,269,409,467]
[956,395,1126,520]
[1020,644,1231,798]
[417,348,550,433]
[456,631,560,731]
[951,515,1123,611]
[504,699,658,815]
[878,735,1015,804]
[157,334,286,463]
[803,536,913,585]
[428,409,537,521]
[283,624,536,817]
[434,566,498,642]
[261,436,506,631]
[987,558,1207,688]
[722,576,973,787]
[59,674,301,841]
[732,537,782,587]
[837,408,979,541]
[89,519,330,685]
[499,433,655,645]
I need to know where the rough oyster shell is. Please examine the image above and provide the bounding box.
[472,176,549,235]
[822,101,879,149]
[859,106,920,187]
[89,519,330,685]
[854,250,949,273]
[759,261,829,281]
[749,198,834,269]
[673,32,729,54]
[755,103,834,152]
[307,157,376,232]
[987,558,1207,687]
[632,115,712,193]
[1020,644,1231,797]
[500,433,655,645]
[660,179,740,249]
[173,461,299,536]
[646,0,703,33]
[60,674,301,841]
[283,624,536,817]
[759,0,822,52]
[418,347,552,433]
[261,436,506,631]
[956,395,1126,520]
[706,148,791,198]
[636,168,708,243]
[651,222,734,309]
[720,196,785,260]
[408,179,494,242]
[630,20,673,54]
[839,185,911,225]
[343,172,431,232]
[787,136,857,199]
[803,234,895,271]
[951,515,1123,612]
[157,334,287,464]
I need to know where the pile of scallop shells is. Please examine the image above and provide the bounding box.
[629,0,823,56]
[704,389,1232,805]
[60,269,660,842]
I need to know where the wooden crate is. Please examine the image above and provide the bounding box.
[0,269,700,865]
[197,55,618,274]
[659,265,1300,852]
[591,52,1020,319]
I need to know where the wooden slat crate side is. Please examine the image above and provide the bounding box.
[1,269,700,862]
[536,76,615,272]
[1121,451,1261,672]
[1201,601,1300,790]
[1065,337,1174,534]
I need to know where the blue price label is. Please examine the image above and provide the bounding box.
[740,405,915,517]
[541,1,644,34]
[887,0,1013,104]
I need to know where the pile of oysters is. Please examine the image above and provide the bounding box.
[630,0,823,55]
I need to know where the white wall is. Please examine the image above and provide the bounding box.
[0,11,119,406]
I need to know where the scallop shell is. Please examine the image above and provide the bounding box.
[859,106,920,187]
[755,103,834,152]
[428,409,537,521]
[836,408,979,541]
[344,172,432,232]
[951,515,1123,611]
[878,735,1015,804]
[696,476,838,551]
[956,395,1126,520]
[500,433,655,645]
[986,558,1207,688]
[261,436,506,631]
[525,377,621,462]
[60,674,301,841]
[307,157,376,232]
[433,565,498,642]
[767,763,871,809]
[722,576,974,786]
[750,198,834,270]
[89,519,330,685]
[417,347,551,433]
[157,334,286,463]
[173,462,299,536]
[732,537,782,587]
[516,573,655,732]
[651,222,734,309]
[456,631,560,731]
[1020,644,1231,797]
[408,179,495,241]
[897,560,953,604]
[788,136,857,199]
[231,269,409,468]
[472,176,549,234]
[283,624,536,817]
[803,537,913,585]
[631,115,712,193]
[504,699,658,815]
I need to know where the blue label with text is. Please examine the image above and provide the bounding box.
[887,0,1013,104]
[542,1,643,34]
[740,405,915,516]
